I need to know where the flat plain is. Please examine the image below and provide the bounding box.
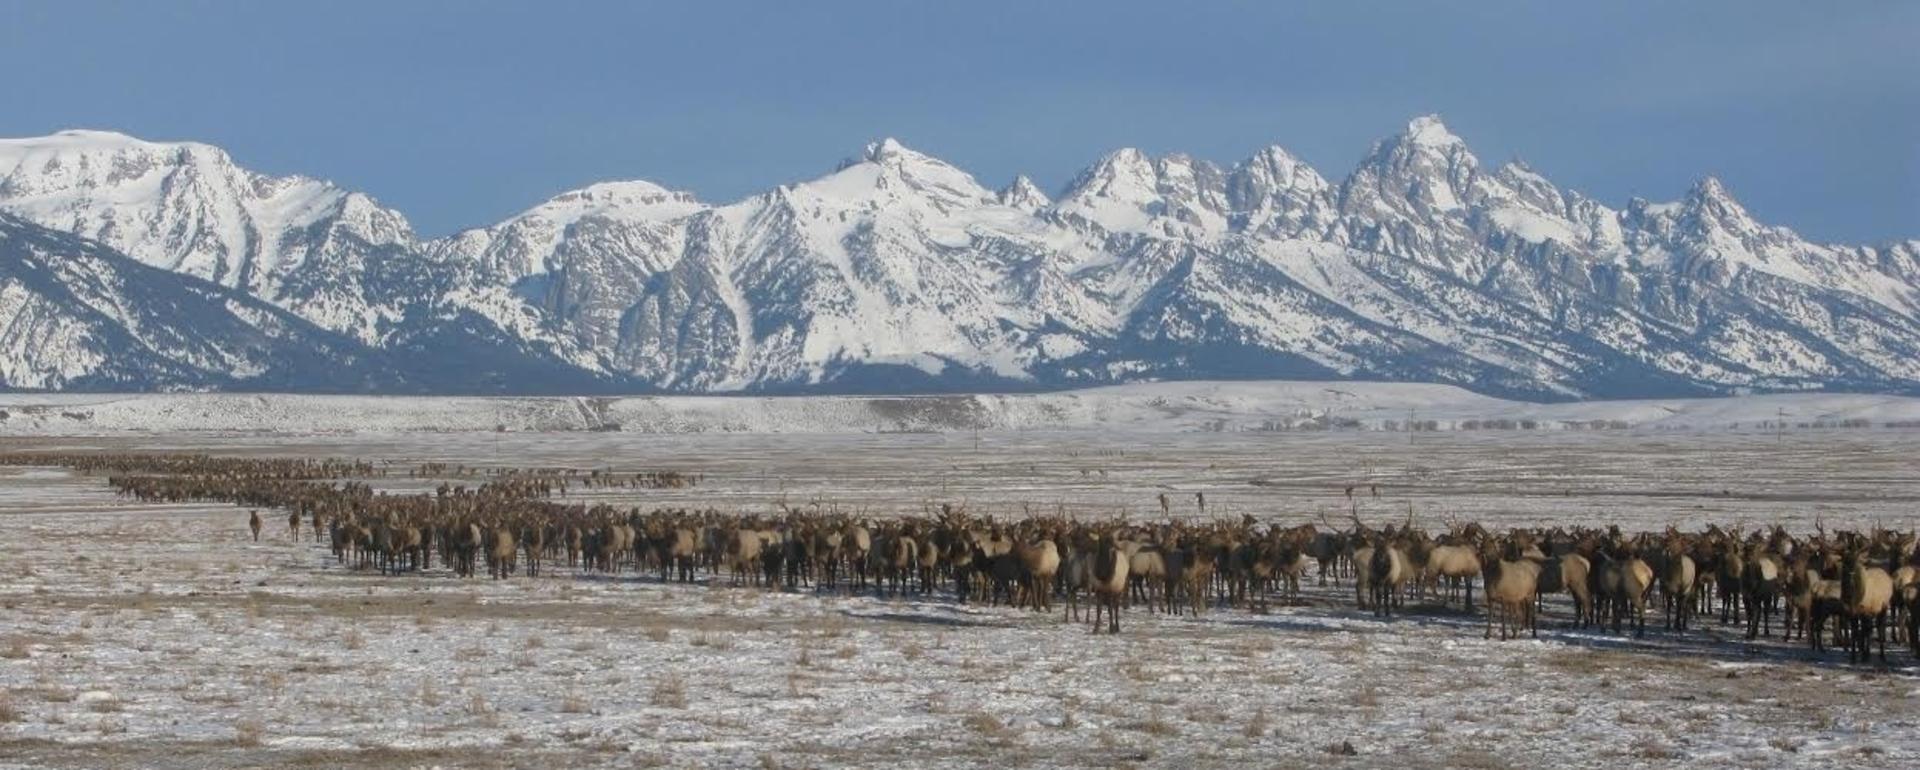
[1,428,1917,768]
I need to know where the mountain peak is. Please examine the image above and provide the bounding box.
[997,174,1051,211]
[1,129,205,170]
[1682,175,1755,225]
[1404,114,1464,149]
[862,136,918,164]
[51,128,143,143]
[1689,175,1731,200]
[1237,145,1330,192]
[521,180,704,224]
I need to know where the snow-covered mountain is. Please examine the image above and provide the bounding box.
[2,119,1915,398]
[0,213,389,391]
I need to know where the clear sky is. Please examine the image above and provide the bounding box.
[3,1,1914,242]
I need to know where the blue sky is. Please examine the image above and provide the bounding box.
[3,1,1914,242]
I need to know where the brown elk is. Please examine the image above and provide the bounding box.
[1127,543,1169,611]
[1305,519,1346,586]
[1479,539,1541,640]
[1422,541,1482,612]
[1014,537,1061,612]
[1839,547,1894,663]
[248,510,262,542]
[1782,551,1830,644]
[725,525,766,586]
[877,528,918,597]
[1659,540,1698,631]
[1592,544,1654,637]
[488,525,517,579]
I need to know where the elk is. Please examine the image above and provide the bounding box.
[248,510,262,542]
[1127,544,1169,611]
[1742,542,1782,640]
[1367,533,1414,618]
[842,523,873,590]
[725,526,766,585]
[877,529,918,597]
[1089,533,1130,634]
[1904,582,1920,658]
[915,536,942,595]
[1179,537,1219,616]
[1479,539,1541,640]
[488,525,517,580]
[1659,540,1698,631]
[1838,548,1894,663]
[1014,538,1061,612]
[1059,537,1094,623]
[1592,545,1654,637]
[1351,542,1375,611]
[1782,552,1830,643]
[1305,517,1346,585]
[451,521,483,578]
[1270,537,1311,608]
[1713,540,1745,625]
[521,524,546,577]
[1536,552,1591,628]
[661,527,699,583]
[1422,542,1482,612]
[287,509,301,540]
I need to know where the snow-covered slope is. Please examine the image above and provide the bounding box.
[0,130,428,343]
[0,214,397,391]
[1,119,1915,398]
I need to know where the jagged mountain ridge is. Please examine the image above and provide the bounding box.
[1,119,1916,397]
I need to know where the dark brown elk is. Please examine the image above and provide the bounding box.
[1537,552,1592,628]
[248,510,262,542]
[1712,538,1745,625]
[1742,541,1782,639]
[1659,540,1698,631]
[1059,536,1094,623]
[450,521,483,578]
[1089,533,1130,634]
[1368,533,1414,618]
[521,524,546,577]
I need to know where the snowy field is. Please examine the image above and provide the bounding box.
[2,427,1919,768]
[4,381,1920,436]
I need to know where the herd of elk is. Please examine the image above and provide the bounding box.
[5,451,1917,660]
